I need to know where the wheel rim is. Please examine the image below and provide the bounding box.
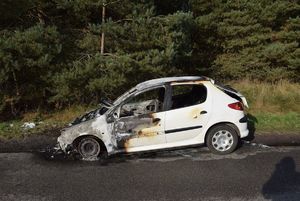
[79,138,101,159]
[212,130,234,152]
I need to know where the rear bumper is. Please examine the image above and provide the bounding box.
[235,115,249,138]
[239,115,248,123]
[240,128,249,138]
[236,120,249,138]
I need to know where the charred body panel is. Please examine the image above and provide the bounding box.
[57,115,114,154]
[114,113,163,149]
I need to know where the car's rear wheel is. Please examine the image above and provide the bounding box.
[77,137,103,160]
[206,124,239,154]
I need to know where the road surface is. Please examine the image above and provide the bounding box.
[1,143,300,201]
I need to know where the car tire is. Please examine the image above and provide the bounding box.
[206,124,239,155]
[77,137,106,161]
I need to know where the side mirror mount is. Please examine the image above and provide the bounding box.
[113,112,118,119]
[106,111,119,123]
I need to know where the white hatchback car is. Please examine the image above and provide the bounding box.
[57,76,249,160]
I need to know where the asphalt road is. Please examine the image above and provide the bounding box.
[1,143,300,201]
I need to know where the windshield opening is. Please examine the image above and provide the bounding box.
[69,105,109,126]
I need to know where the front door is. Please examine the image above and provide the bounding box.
[113,87,167,150]
[164,83,211,143]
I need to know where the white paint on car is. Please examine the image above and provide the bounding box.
[57,76,249,158]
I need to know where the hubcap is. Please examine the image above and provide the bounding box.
[212,130,234,152]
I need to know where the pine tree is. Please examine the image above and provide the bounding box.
[0,25,61,116]
[192,0,300,81]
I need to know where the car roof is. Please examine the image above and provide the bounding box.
[113,76,212,105]
[135,76,211,89]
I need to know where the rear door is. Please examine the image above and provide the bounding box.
[164,83,212,143]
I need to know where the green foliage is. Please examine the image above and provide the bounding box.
[0,0,36,28]
[0,0,299,118]
[0,24,61,116]
[51,54,135,104]
[51,7,196,104]
[192,0,300,81]
[231,80,300,113]
[254,112,300,132]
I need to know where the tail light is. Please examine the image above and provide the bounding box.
[228,102,244,111]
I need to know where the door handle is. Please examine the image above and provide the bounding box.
[200,111,207,115]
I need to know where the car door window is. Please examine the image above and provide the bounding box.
[171,84,207,110]
[120,87,165,117]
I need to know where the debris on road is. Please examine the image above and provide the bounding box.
[39,144,66,160]
[21,122,36,129]
[243,140,270,148]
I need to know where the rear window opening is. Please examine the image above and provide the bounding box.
[215,84,243,104]
[223,89,243,103]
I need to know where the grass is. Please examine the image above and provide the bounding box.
[231,80,300,134]
[249,112,300,133]
[0,80,299,140]
[0,105,94,140]
[231,80,300,114]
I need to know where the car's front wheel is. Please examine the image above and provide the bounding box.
[206,124,239,154]
[77,137,105,160]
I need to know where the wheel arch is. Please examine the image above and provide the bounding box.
[73,134,107,153]
[204,122,240,146]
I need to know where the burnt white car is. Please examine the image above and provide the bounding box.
[57,76,249,160]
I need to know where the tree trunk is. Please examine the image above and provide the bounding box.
[100,3,106,54]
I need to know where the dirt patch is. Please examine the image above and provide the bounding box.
[0,128,61,153]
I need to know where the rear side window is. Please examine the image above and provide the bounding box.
[171,84,207,110]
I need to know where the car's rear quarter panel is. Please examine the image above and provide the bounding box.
[198,82,249,143]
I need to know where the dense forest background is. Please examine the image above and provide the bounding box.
[0,0,299,120]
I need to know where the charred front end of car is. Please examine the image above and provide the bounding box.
[54,106,115,160]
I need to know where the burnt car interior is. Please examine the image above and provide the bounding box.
[73,84,207,126]
[171,84,207,110]
[120,87,165,117]
[118,84,207,117]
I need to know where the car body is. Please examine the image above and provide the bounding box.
[57,76,249,160]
